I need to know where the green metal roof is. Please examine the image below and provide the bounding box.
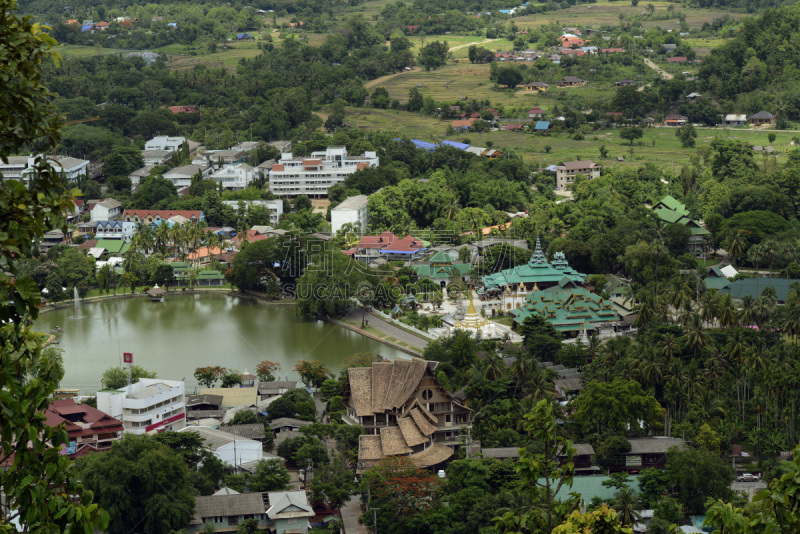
[546,475,642,502]
[653,195,684,212]
[482,238,586,290]
[427,251,454,264]
[413,263,471,279]
[720,277,800,302]
[96,239,130,254]
[704,276,732,291]
[511,286,619,332]
[197,270,224,279]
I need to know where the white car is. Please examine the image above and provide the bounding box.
[737,473,759,482]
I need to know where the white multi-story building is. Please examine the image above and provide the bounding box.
[555,160,601,190]
[331,194,369,234]
[222,199,283,225]
[1,155,89,186]
[268,146,379,197]
[145,136,186,152]
[90,198,123,222]
[141,149,175,166]
[162,164,211,189]
[96,378,186,435]
[95,220,136,241]
[210,163,256,190]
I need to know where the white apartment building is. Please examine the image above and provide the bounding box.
[555,160,601,190]
[210,163,256,190]
[95,220,136,241]
[222,199,283,225]
[331,194,369,234]
[96,378,186,435]
[141,149,175,166]
[268,146,379,197]
[145,136,186,152]
[1,155,89,186]
[163,164,211,189]
[90,198,123,222]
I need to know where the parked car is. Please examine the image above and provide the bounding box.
[737,473,760,482]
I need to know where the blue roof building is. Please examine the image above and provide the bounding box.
[410,139,437,151]
[535,121,551,131]
[440,140,471,151]
[237,33,254,39]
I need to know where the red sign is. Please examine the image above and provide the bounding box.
[144,412,185,432]
[123,352,133,363]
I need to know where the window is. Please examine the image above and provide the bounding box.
[421,389,433,400]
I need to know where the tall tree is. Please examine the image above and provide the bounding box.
[0,2,108,530]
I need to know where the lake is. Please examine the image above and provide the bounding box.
[35,293,407,394]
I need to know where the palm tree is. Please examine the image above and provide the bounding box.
[660,334,680,361]
[483,352,506,381]
[748,244,764,296]
[717,293,737,328]
[637,349,664,389]
[681,313,710,359]
[613,487,642,527]
[738,295,757,327]
[726,229,747,267]
[699,291,718,327]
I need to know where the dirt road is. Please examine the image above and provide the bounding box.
[643,57,673,80]
[364,66,420,90]
[448,38,500,53]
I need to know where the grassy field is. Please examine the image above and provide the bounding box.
[56,44,129,59]
[343,106,798,169]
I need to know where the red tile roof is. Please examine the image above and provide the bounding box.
[380,235,424,253]
[123,209,203,221]
[167,105,201,114]
[666,56,687,63]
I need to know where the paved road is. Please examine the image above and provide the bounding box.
[731,480,767,499]
[449,38,500,53]
[341,494,367,534]
[343,308,430,350]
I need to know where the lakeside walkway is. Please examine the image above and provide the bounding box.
[341,307,430,351]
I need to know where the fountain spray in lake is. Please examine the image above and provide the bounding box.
[72,287,83,319]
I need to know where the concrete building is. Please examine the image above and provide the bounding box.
[141,149,175,166]
[1,155,89,186]
[96,378,186,435]
[145,136,186,151]
[90,198,123,222]
[331,195,369,234]
[95,220,136,241]
[210,163,256,190]
[555,160,601,190]
[221,199,283,225]
[177,426,266,468]
[268,147,379,197]
[163,164,211,189]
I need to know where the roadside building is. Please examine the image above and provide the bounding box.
[96,378,186,435]
[268,147,379,197]
[331,195,369,234]
[43,399,124,458]
[555,160,601,190]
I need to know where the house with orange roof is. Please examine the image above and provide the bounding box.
[451,118,476,130]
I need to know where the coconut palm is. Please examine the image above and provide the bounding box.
[726,229,747,267]
[613,487,642,527]
[748,244,764,295]
[717,294,737,328]
[660,333,680,361]
[681,313,710,359]
[738,295,757,327]
[483,352,506,381]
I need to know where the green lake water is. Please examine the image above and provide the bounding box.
[34,293,407,394]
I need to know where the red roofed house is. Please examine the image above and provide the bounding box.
[504,123,524,131]
[560,36,585,48]
[348,231,426,263]
[168,105,202,116]
[664,114,687,127]
[561,49,586,57]
[44,399,124,458]
[452,118,476,130]
[666,57,687,63]
[601,48,624,53]
[123,209,206,224]
[528,107,546,119]
[406,25,419,33]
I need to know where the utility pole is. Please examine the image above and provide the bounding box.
[370,508,380,534]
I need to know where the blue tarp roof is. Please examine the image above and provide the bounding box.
[237,33,252,38]
[535,121,551,130]
[410,139,437,151]
[81,24,93,32]
[440,140,471,151]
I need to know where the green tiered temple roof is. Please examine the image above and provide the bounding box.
[652,196,710,237]
[412,250,472,280]
[481,238,586,290]
[511,286,619,333]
